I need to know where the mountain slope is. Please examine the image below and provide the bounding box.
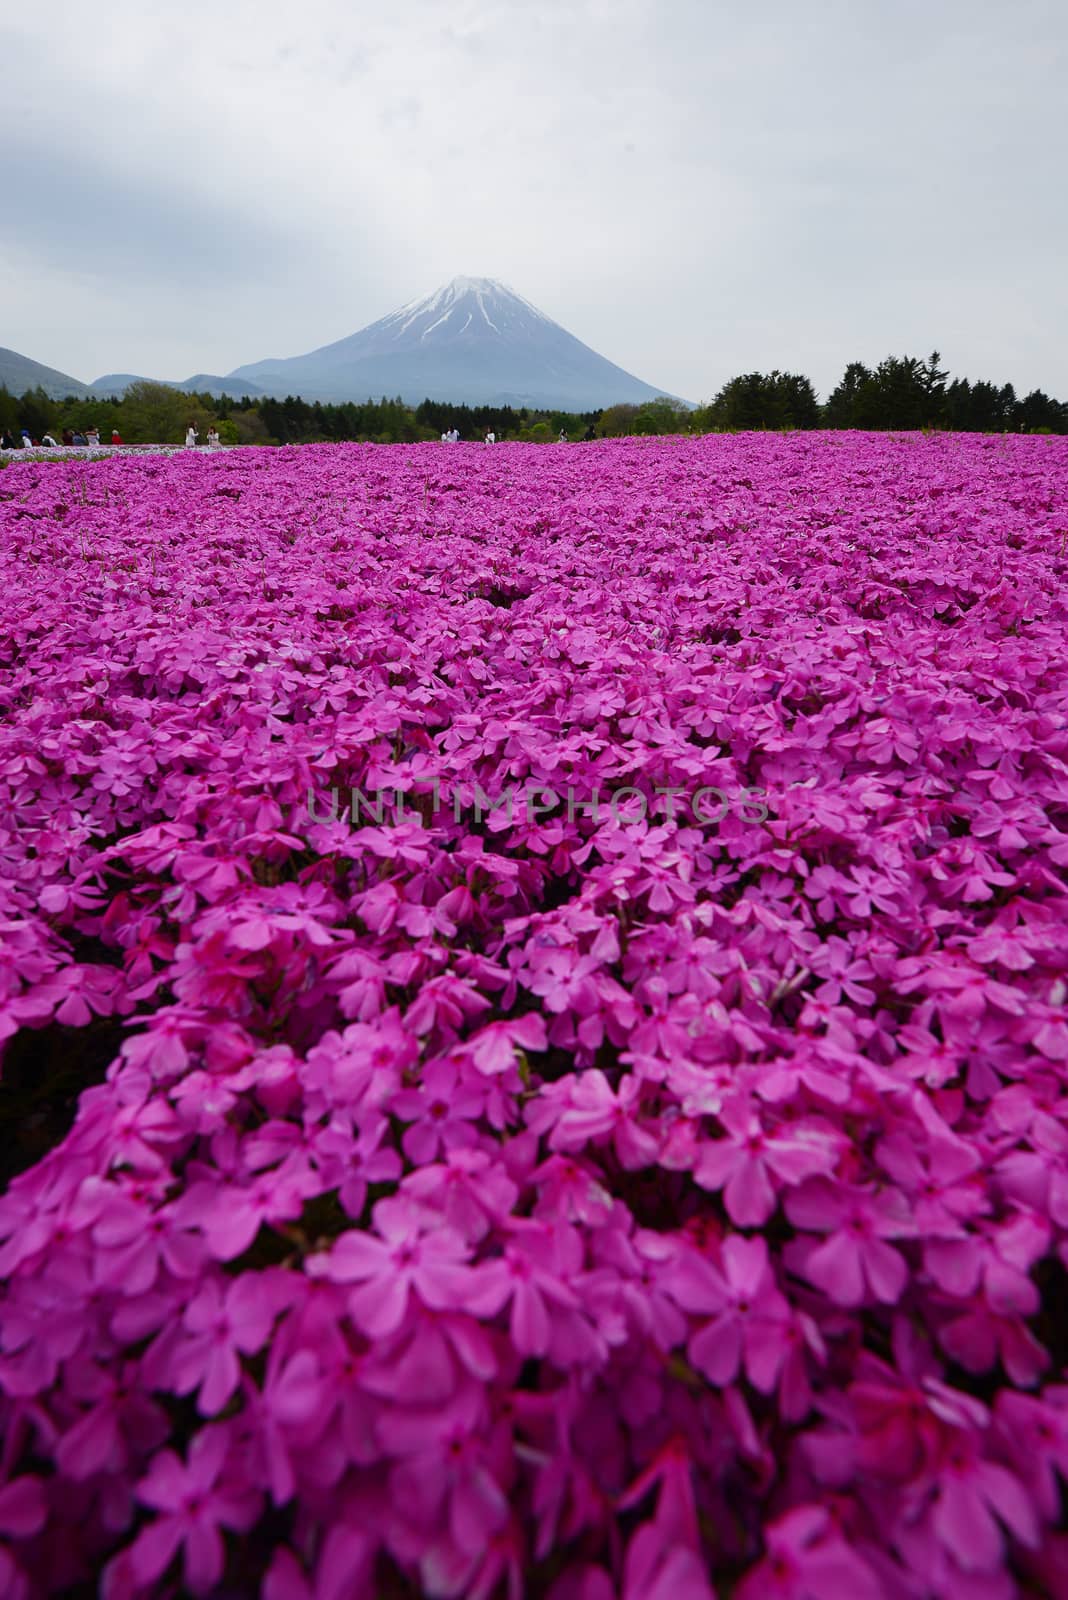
[229,277,682,409]
[89,374,146,396]
[0,347,90,400]
[181,373,265,399]
[89,373,265,399]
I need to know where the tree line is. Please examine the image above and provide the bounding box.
[2,350,1064,447]
[694,353,1065,433]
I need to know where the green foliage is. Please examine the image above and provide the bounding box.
[1016,389,1064,431]
[820,352,1064,433]
[0,385,18,434]
[5,349,1065,451]
[921,350,948,405]
[14,385,55,439]
[597,404,641,437]
[696,371,820,432]
[631,398,691,436]
[823,362,872,428]
[118,381,215,444]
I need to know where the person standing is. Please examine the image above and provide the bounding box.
[207,427,220,448]
[185,425,198,448]
[485,429,496,445]
[111,428,123,445]
[41,431,59,448]
[86,426,100,448]
[20,429,33,448]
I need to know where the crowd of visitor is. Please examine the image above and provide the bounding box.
[3,417,598,453]
[1,425,125,449]
[2,423,226,451]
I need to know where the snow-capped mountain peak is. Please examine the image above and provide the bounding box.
[378,277,552,345]
[226,276,682,410]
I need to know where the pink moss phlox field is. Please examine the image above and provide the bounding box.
[1,434,1068,1598]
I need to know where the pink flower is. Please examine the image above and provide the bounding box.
[694,1099,836,1226]
[55,1357,168,1479]
[89,1184,204,1292]
[310,1197,476,1337]
[617,1438,715,1600]
[392,1058,484,1165]
[786,1179,912,1306]
[623,1529,715,1600]
[5,428,1068,1598]
[849,1360,949,1484]
[402,1147,519,1242]
[171,1274,289,1414]
[461,1013,548,1075]
[0,1476,47,1538]
[377,1380,511,1555]
[929,1436,1039,1573]
[529,1069,659,1168]
[735,1506,882,1600]
[176,1156,318,1259]
[314,1112,402,1219]
[130,1425,261,1595]
[467,1225,583,1357]
[263,1528,376,1600]
[666,1236,790,1389]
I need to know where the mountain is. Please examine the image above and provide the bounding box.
[5,281,681,412]
[181,373,265,399]
[227,277,682,409]
[0,347,90,400]
[89,373,264,399]
[89,374,145,396]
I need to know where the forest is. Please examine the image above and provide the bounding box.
[2,350,1065,445]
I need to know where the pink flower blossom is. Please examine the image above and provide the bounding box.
[786,1178,913,1305]
[2,434,1067,1595]
[129,1426,260,1594]
[694,1098,837,1226]
[310,1197,477,1336]
[735,1506,882,1600]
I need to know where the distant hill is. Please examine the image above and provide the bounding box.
[228,277,684,410]
[89,374,145,397]
[180,373,265,399]
[0,347,90,401]
[89,373,265,399]
[6,282,681,412]
[2,351,262,404]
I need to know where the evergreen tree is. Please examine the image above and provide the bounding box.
[920,351,948,422]
[823,363,872,429]
[0,385,19,435]
[701,371,819,431]
[17,386,56,440]
[1016,389,1067,431]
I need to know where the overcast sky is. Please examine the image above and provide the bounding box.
[3,0,1066,403]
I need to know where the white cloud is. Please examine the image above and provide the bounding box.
[3,0,1066,400]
